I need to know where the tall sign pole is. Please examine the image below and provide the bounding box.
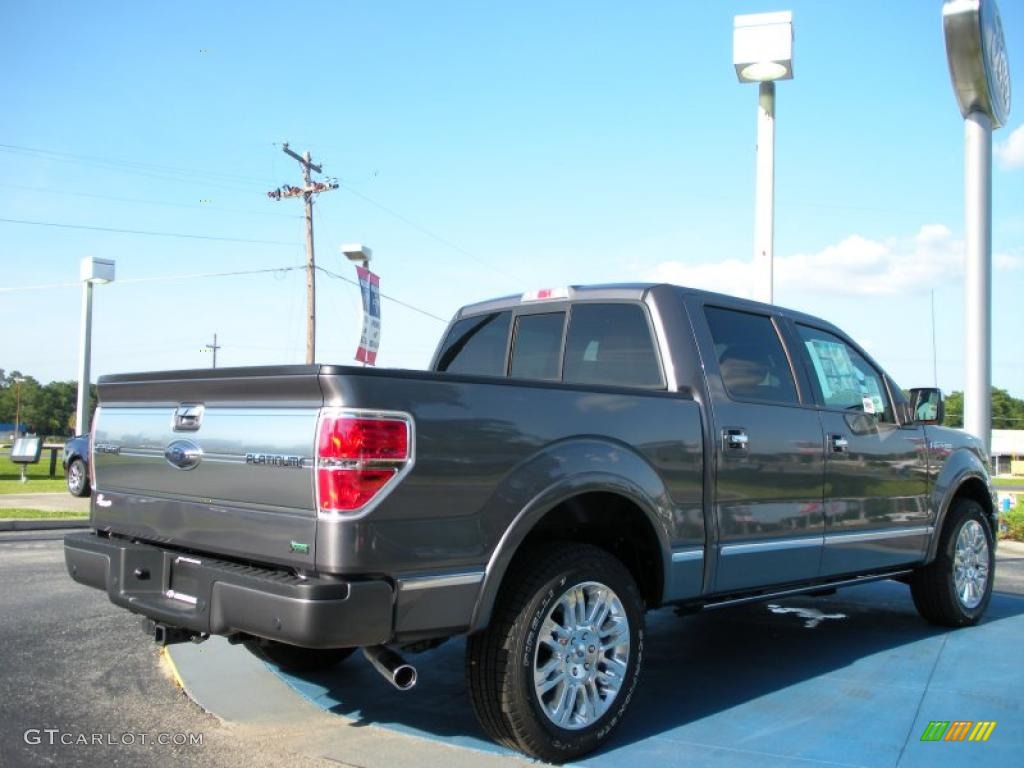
[943,0,1011,452]
[267,144,339,364]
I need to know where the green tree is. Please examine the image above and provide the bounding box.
[942,388,1024,430]
[0,373,96,437]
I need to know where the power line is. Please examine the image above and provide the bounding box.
[334,181,528,284]
[0,182,300,219]
[1,262,447,326]
[0,216,296,245]
[0,266,305,293]
[0,143,273,187]
[2,140,525,285]
[317,266,448,323]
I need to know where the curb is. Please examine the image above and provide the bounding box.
[998,539,1024,555]
[0,519,90,532]
[160,647,187,691]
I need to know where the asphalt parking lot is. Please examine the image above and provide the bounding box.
[0,531,337,768]
[3,531,1023,768]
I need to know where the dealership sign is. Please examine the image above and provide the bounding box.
[355,266,381,365]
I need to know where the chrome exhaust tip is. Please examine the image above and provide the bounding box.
[362,645,417,691]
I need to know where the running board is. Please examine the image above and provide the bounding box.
[695,570,914,611]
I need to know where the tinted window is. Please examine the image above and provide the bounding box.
[797,325,893,421]
[563,304,663,388]
[510,313,565,380]
[704,307,798,405]
[436,311,511,376]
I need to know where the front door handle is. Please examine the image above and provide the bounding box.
[830,434,849,453]
[723,428,749,452]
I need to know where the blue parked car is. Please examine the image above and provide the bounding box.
[63,434,90,497]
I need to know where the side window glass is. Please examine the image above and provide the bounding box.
[563,304,663,388]
[436,312,511,376]
[510,313,565,380]
[797,325,894,422]
[704,307,799,405]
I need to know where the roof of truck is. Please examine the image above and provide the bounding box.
[454,283,837,331]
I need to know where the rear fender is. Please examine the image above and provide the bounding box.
[468,438,676,632]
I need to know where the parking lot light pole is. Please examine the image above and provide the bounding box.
[76,258,115,436]
[13,376,25,438]
[733,11,794,305]
[942,0,1011,452]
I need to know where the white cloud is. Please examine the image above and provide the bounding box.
[995,124,1024,170]
[647,224,1020,299]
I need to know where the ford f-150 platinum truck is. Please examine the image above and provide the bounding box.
[65,283,998,762]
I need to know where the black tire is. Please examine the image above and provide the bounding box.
[244,640,355,673]
[910,498,995,627]
[66,458,90,497]
[466,543,644,762]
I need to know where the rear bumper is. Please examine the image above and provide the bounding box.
[64,531,394,648]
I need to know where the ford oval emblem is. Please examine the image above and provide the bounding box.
[165,439,203,470]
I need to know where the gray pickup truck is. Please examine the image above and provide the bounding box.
[65,283,997,762]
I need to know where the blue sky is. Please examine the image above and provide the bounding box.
[2,0,1022,397]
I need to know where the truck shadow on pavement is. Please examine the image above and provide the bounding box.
[274,580,1024,761]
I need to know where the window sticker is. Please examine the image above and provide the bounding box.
[862,395,876,414]
[805,339,859,401]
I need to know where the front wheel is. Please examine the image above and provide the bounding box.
[910,498,995,627]
[67,458,90,497]
[466,544,644,762]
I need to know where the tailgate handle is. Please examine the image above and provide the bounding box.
[173,404,204,431]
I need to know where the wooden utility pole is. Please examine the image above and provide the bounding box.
[267,143,339,364]
[205,333,221,368]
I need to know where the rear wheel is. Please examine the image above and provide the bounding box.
[910,498,994,627]
[244,640,355,673]
[466,544,644,762]
[66,458,90,497]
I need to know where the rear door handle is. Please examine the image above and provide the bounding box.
[722,428,749,452]
[830,434,849,453]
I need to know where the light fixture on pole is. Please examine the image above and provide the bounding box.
[943,0,1011,452]
[733,11,794,305]
[76,257,115,436]
[341,243,373,268]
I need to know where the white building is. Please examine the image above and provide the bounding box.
[991,430,1024,476]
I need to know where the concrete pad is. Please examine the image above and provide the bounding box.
[171,572,1024,768]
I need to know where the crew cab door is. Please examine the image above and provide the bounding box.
[789,323,930,576]
[692,303,826,593]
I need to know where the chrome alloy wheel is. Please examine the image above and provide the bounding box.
[68,461,85,495]
[533,581,631,731]
[954,519,989,610]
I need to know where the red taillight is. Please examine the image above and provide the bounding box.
[317,468,396,511]
[318,417,408,461]
[315,411,413,516]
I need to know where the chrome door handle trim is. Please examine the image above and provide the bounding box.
[722,428,749,451]
[830,434,849,453]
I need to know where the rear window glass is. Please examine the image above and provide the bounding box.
[436,311,511,376]
[510,313,565,380]
[563,304,663,388]
[704,306,798,405]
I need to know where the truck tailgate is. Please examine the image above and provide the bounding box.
[91,366,324,570]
